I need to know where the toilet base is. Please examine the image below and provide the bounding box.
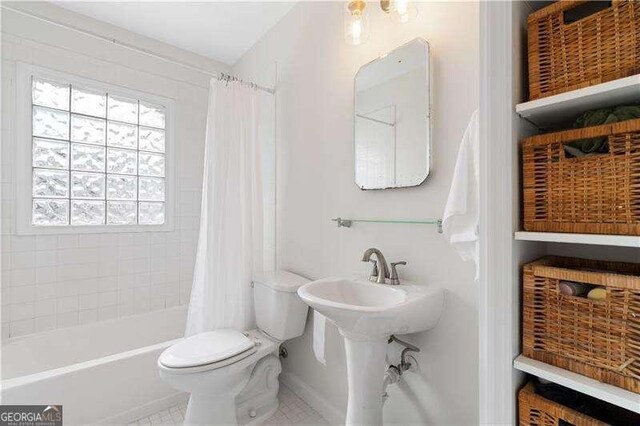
[236,354,282,425]
[241,400,278,426]
[185,393,238,426]
[180,353,282,425]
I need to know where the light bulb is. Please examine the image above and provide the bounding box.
[389,0,417,24]
[351,17,363,44]
[345,1,370,45]
[396,0,408,17]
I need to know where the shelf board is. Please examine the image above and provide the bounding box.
[514,231,640,248]
[514,356,640,413]
[516,74,640,128]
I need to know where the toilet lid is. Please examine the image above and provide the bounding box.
[159,329,255,368]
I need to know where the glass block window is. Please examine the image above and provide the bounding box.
[30,78,166,226]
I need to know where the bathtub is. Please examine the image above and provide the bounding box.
[1,305,188,425]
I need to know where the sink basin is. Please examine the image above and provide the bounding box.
[297,277,444,340]
[297,277,445,426]
[301,278,405,307]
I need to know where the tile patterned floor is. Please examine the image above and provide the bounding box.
[262,385,327,425]
[128,384,328,425]
[128,400,188,426]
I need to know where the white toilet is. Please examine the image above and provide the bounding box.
[158,271,310,425]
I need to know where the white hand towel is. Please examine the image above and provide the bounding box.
[442,109,479,280]
[313,310,326,365]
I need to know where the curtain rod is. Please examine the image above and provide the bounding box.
[218,73,275,94]
[1,5,276,94]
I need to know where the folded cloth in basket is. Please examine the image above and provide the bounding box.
[564,105,640,157]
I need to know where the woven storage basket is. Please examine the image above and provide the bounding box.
[522,118,640,235]
[522,256,640,393]
[519,382,607,426]
[528,0,640,100]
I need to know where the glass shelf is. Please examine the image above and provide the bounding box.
[331,217,443,233]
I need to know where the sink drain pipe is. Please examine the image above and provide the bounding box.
[382,335,420,404]
[382,365,402,404]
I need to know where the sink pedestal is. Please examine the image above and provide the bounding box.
[342,334,387,426]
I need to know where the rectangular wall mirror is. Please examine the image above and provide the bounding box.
[354,38,431,190]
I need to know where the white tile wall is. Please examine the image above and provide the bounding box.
[0,5,226,339]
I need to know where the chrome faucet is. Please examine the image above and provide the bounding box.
[361,248,389,284]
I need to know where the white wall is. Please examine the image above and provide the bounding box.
[234,2,479,424]
[0,2,226,338]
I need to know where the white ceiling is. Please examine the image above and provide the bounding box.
[53,1,297,65]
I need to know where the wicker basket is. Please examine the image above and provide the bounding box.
[522,256,640,393]
[519,382,607,426]
[528,0,640,100]
[522,118,640,235]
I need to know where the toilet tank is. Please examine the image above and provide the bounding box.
[253,271,310,341]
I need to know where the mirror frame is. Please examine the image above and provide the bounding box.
[353,37,432,190]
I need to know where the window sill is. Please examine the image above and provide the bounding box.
[15,222,175,235]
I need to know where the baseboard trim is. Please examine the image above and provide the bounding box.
[98,391,189,424]
[280,372,344,425]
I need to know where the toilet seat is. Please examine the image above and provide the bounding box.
[159,329,257,373]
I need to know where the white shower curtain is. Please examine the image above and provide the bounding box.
[185,78,275,336]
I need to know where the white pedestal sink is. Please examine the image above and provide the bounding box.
[297,278,444,426]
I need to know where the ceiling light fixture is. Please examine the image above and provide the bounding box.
[345,0,417,46]
[345,0,370,45]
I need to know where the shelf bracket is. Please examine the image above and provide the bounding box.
[333,217,353,228]
[516,112,543,131]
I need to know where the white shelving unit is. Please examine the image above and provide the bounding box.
[516,74,640,128]
[509,10,640,422]
[514,356,640,414]
[515,231,640,248]
[482,3,640,422]
[514,71,640,413]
